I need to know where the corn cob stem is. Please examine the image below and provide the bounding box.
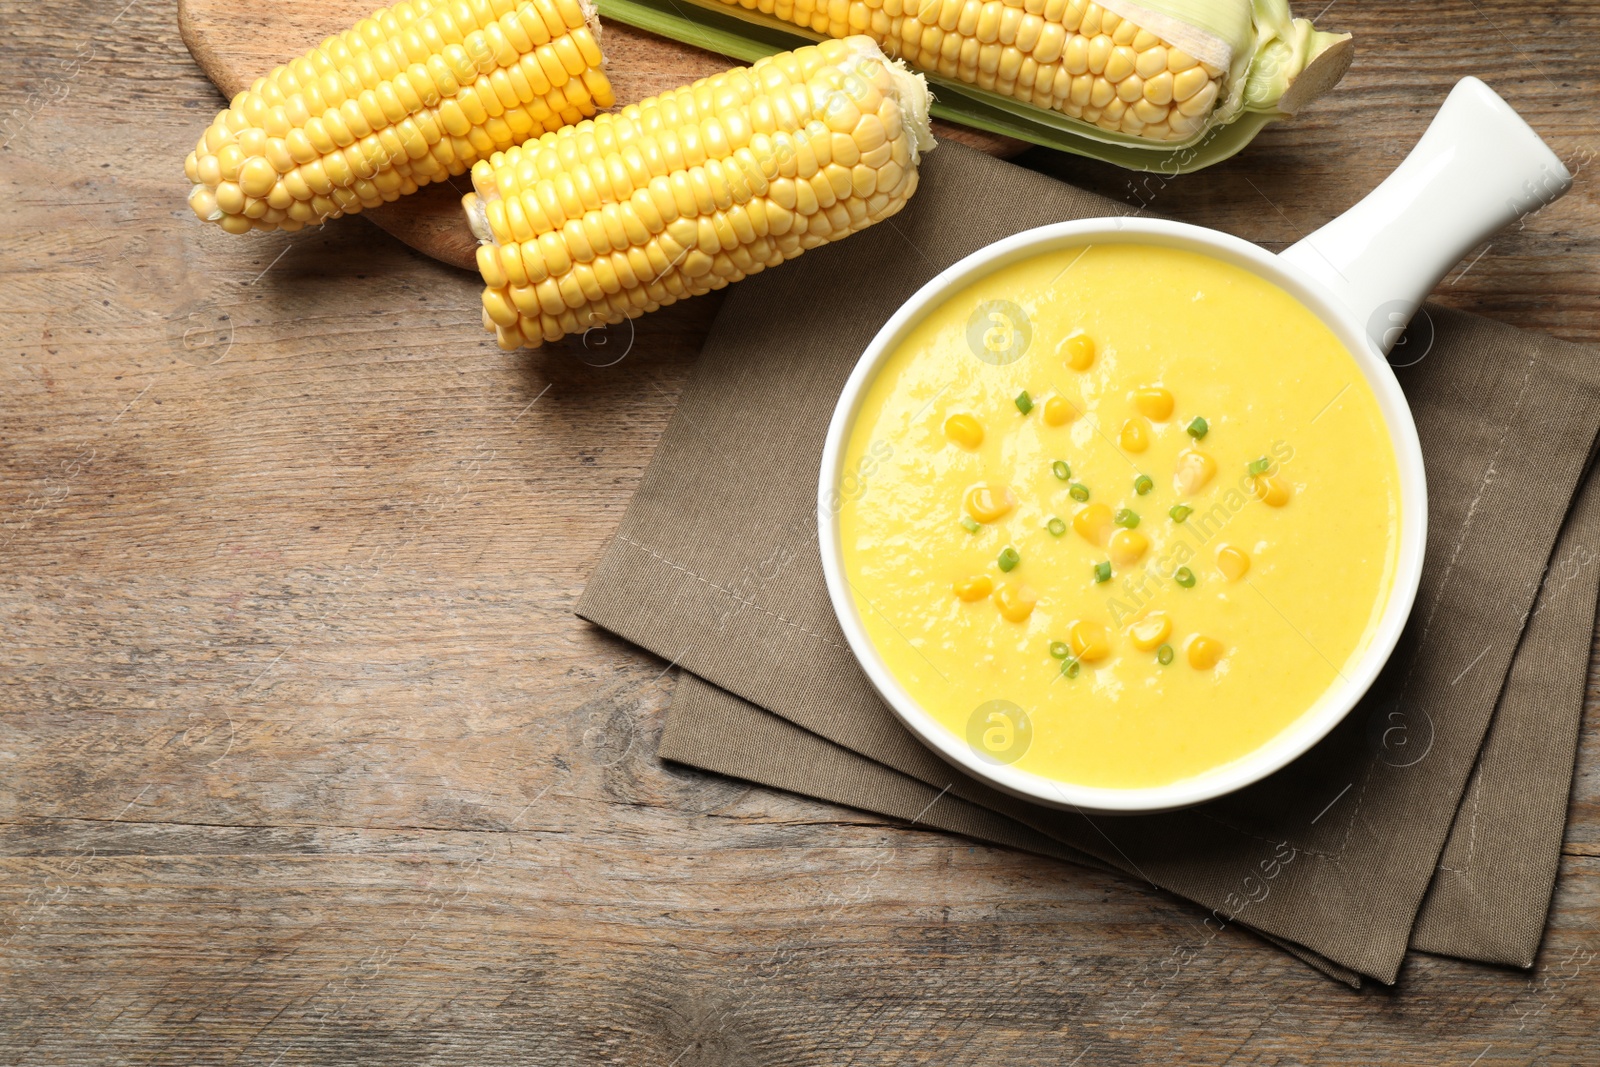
[184,0,614,234]
[464,36,935,350]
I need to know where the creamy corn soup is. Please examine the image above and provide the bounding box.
[839,243,1402,790]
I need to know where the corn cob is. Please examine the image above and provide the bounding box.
[184,0,613,234]
[703,0,1351,142]
[464,36,935,350]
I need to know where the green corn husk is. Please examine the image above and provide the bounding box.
[597,0,1352,173]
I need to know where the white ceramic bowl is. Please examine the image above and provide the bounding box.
[818,79,1571,814]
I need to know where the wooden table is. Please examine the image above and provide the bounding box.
[2,2,1596,1062]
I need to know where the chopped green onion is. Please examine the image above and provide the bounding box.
[1052,460,1071,481]
[1186,416,1209,440]
[1134,474,1153,495]
[1248,457,1272,475]
[1047,517,1067,537]
[1174,566,1196,588]
[998,546,1021,572]
[1169,505,1193,523]
[1015,391,1033,415]
[1157,644,1174,665]
[1050,641,1069,659]
[1061,658,1081,679]
[1093,561,1112,584]
[1069,483,1090,503]
[1114,508,1140,529]
[960,516,980,533]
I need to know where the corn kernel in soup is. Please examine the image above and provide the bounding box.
[838,243,1402,790]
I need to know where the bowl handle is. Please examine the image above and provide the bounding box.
[1278,77,1572,357]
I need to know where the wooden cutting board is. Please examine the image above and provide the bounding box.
[177,0,1023,270]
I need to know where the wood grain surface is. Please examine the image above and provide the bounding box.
[177,0,1024,269]
[3,1,1599,1063]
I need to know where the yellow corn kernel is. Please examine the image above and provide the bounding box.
[1072,502,1112,546]
[954,574,994,601]
[214,181,246,216]
[1109,528,1148,567]
[1127,611,1171,652]
[238,156,279,198]
[1187,634,1224,669]
[1119,416,1150,453]
[1043,395,1077,426]
[1143,70,1174,105]
[1174,448,1215,494]
[1132,385,1174,420]
[186,0,614,234]
[993,580,1038,623]
[1173,65,1208,100]
[468,38,935,347]
[965,483,1017,523]
[1216,544,1250,581]
[1135,45,1168,79]
[1252,471,1293,507]
[1068,619,1111,663]
[1177,79,1220,117]
[1059,330,1095,370]
[1104,45,1135,83]
[944,413,984,448]
[187,185,219,221]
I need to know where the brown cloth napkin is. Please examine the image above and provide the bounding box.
[577,143,1600,985]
